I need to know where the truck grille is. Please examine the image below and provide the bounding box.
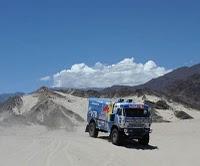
[127,123,145,128]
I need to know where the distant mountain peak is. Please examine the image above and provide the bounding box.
[0,95,23,111]
[36,86,50,93]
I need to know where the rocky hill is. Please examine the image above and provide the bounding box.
[138,64,200,91]
[0,87,85,130]
[138,64,200,109]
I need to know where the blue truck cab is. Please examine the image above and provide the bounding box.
[86,98,152,145]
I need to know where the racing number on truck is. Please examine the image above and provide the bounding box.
[89,111,97,118]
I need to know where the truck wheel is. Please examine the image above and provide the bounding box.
[139,134,149,145]
[89,122,98,138]
[111,128,121,145]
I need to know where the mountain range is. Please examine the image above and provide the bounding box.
[0,63,199,129]
[55,64,200,110]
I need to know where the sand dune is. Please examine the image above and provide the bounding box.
[0,90,200,166]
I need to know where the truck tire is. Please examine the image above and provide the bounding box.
[139,133,149,145]
[89,122,98,138]
[111,128,122,145]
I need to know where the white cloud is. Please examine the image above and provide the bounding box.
[40,76,51,81]
[52,57,171,88]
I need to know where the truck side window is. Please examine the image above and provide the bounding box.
[117,109,122,116]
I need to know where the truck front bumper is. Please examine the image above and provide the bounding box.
[121,128,152,139]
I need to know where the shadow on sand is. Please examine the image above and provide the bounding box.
[98,136,158,150]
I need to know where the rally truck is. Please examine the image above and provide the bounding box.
[85,98,152,145]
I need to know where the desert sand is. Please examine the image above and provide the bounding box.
[0,119,199,166]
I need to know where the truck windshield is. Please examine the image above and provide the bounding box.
[124,108,149,117]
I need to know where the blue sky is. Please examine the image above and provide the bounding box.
[0,0,200,93]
